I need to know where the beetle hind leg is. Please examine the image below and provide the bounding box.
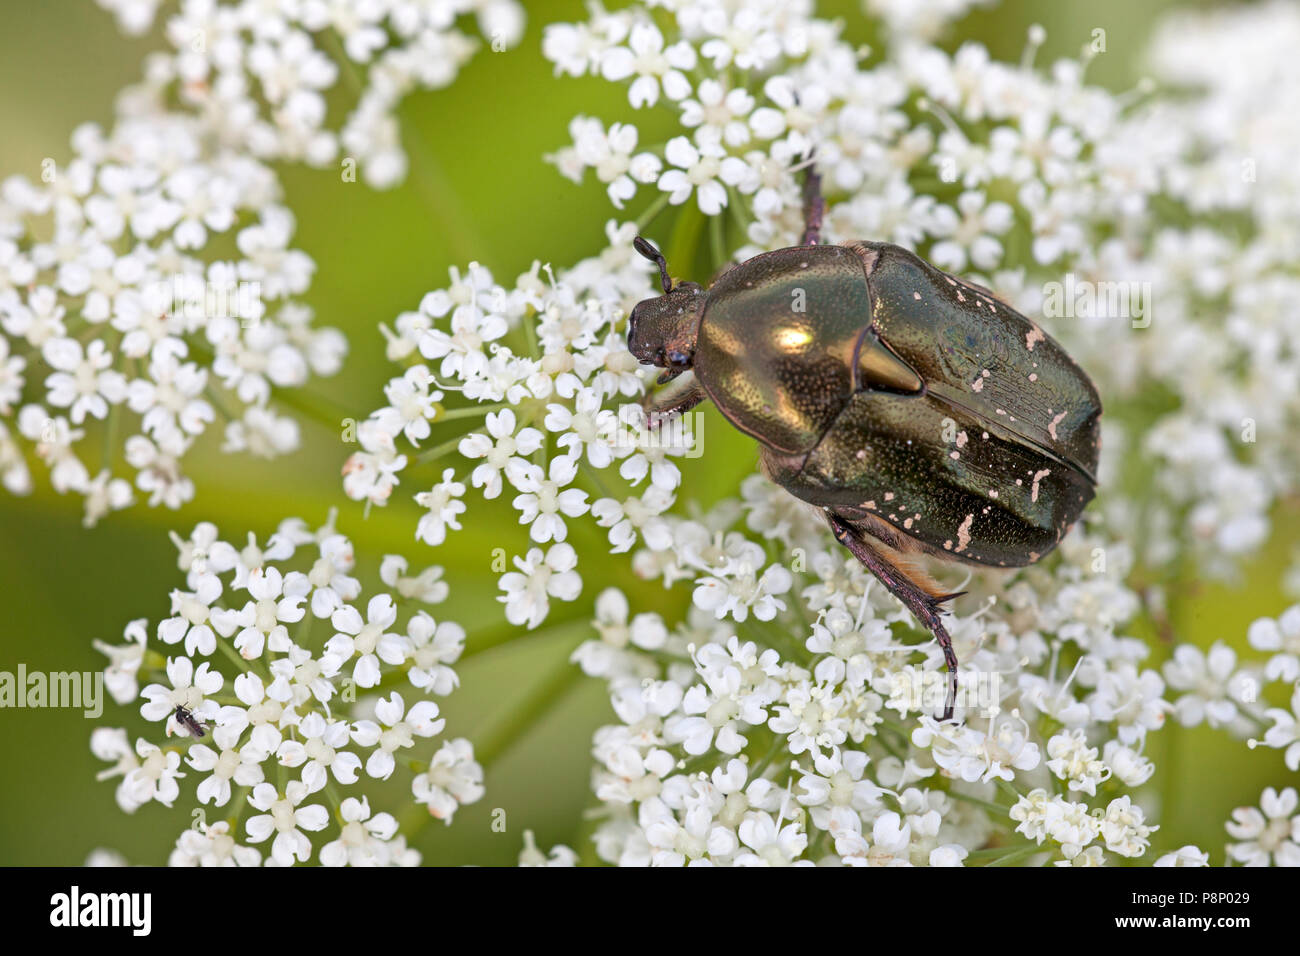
[827,512,960,721]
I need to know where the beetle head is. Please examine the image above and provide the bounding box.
[628,236,704,384]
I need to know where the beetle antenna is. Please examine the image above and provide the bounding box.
[634,236,673,294]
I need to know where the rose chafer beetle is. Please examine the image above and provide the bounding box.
[627,165,1102,721]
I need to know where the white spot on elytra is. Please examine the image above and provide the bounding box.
[1030,468,1051,502]
[1025,325,1045,351]
[1048,410,1068,440]
[955,514,974,553]
[913,292,922,300]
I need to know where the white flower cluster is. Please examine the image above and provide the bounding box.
[570,502,1144,864]
[96,0,524,187]
[0,93,345,524]
[543,0,1300,581]
[343,220,700,630]
[91,514,485,866]
[9,0,531,525]
[573,506,1300,865]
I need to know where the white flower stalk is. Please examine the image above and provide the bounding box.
[92,515,484,865]
[96,0,525,188]
[0,102,344,525]
[12,0,533,525]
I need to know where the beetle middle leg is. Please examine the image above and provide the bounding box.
[640,376,707,429]
[800,159,824,247]
[826,512,960,721]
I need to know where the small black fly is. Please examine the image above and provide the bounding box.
[174,705,210,740]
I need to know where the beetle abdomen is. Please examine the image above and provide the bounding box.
[771,388,1095,566]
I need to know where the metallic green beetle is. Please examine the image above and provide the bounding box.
[627,167,1102,721]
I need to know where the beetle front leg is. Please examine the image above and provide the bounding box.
[640,377,708,429]
[827,512,960,722]
[800,160,824,247]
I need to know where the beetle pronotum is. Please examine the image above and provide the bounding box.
[627,162,1102,721]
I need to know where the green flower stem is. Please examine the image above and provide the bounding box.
[725,185,751,236]
[415,430,475,464]
[745,733,786,783]
[324,29,365,95]
[578,458,614,500]
[981,843,1046,867]
[636,192,672,231]
[324,782,344,821]
[872,729,905,763]
[473,645,587,768]
[225,785,251,830]
[996,778,1027,804]
[268,383,354,433]
[401,121,481,263]
[944,789,1011,817]
[807,826,831,858]
[322,27,481,261]
[203,385,243,425]
[667,203,706,280]
[709,212,727,268]
[460,614,594,662]
[437,402,509,421]
[521,307,541,362]
[214,634,263,678]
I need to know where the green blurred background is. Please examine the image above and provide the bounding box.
[0,0,1290,866]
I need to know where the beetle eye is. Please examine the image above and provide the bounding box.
[667,349,690,366]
